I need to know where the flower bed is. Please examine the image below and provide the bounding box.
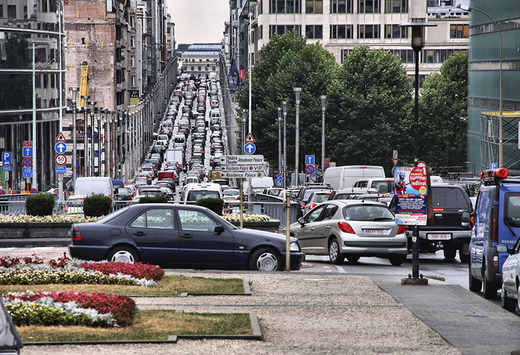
[222,213,270,222]
[0,215,98,223]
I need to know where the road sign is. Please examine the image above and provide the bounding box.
[2,152,12,166]
[392,158,398,167]
[220,165,264,172]
[490,163,498,169]
[56,132,66,142]
[22,157,33,167]
[305,164,316,175]
[55,154,67,166]
[245,133,255,143]
[2,166,12,171]
[55,142,67,154]
[276,174,283,187]
[23,141,32,147]
[22,167,32,178]
[221,155,264,165]
[0,189,5,195]
[221,172,264,178]
[56,166,67,174]
[22,147,32,157]
[30,188,38,194]
[305,155,315,165]
[393,150,398,159]
[244,142,256,155]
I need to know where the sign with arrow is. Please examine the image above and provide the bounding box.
[244,142,256,155]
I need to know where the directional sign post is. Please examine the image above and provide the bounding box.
[221,155,264,165]
[221,172,263,178]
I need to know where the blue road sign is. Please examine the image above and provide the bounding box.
[23,167,33,178]
[2,152,12,166]
[276,174,283,187]
[244,142,256,155]
[22,147,32,158]
[490,163,498,169]
[55,142,67,154]
[56,166,67,174]
[2,166,12,171]
[305,155,315,166]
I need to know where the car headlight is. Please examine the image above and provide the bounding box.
[290,241,300,252]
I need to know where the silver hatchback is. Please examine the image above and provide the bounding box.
[290,200,408,265]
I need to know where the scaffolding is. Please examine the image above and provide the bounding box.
[480,111,520,174]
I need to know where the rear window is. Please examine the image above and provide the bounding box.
[432,187,470,209]
[187,190,219,201]
[343,205,394,222]
[371,181,393,194]
[505,194,520,228]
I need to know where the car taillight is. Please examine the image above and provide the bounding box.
[308,203,317,210]
[71,226,82,241]
[337,221,355,234]
[433,208,444,212]
[397,225,408,234]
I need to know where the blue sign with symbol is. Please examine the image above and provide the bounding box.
[276,174,283,187]
[23,167,33,178]
[305,155,315,166]
[56,166,67,174]
[55,142,67,154]
[490,163,498,169]
[2,166,12,171]
[2,152,12,166]
[244,142,256,155]
[22,147,32,158]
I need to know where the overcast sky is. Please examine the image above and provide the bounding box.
[166,0,229,45]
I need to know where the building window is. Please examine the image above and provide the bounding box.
[130,55,135,67]
[270,0,301,14]
[450,24,469,38]
[198,66,202,71]
[306,25,323,39]
[391,49,414,63]
[330,0,353,13]
[330,25,353,39]
[385,25,408,39]
[270,25,302,38]
[191,66,194,71]
[341,49,352,63]
[306,0,323,13]
[130,36,135,47]
[7,5,15,18]
[384,0,407,13]
[259,25,263,39]
[357,25,380,38]
[358,0,380,13]
[131,75,136,87]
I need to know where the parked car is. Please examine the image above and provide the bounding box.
[497,240,520,314]
[222,188,241,202]
[302,191,333,215]
[69,204,305,271]
[290,200,407,265]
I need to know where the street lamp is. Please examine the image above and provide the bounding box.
[68,87,80,186]
[282,101,288,189]
[277,107,282,175]
[293,88,302,186]
[399,19,436,281]
[241,109,247,152]
[457,4,503,167]
[320,95,327,173]
[248,12,253,134]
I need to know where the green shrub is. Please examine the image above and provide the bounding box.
[25,193,55,216]
[196,198,224,215]
[139,195,168,203]
[83,194,112,217]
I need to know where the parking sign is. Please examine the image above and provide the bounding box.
[2,152,12,166]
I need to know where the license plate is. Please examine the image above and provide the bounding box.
[427,233,451,240]
[364,229,389,236]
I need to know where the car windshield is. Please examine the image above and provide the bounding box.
[314,193,331,203]
[95,206,130,224]
[343,205,394,222]
[187,190,220,201]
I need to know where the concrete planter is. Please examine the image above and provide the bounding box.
[0,223,72,247]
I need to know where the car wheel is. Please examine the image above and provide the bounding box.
[328,238,343,264]
[389,255,406,266]
[516,284,520,317]
[501,283,516,311]
[468,263,482,292]
[443,246,456,260]
[108,247,140,263]
[482,264,498,299]
[249,248,282,271]
[459,243,469,263]
[346,255,360,263]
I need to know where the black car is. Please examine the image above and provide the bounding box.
[69,204,304,271]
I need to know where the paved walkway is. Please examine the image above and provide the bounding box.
[373,276,520,355]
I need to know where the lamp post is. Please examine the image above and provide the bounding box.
[293,88,302,186]
[248,12,253,134]
[320,95,327,173]
[81,96,89,177]
[277,107,282,174]
[69,87,79,186]
[457,4,503,167]
[241,109,247,151]
[400,19,436,281]
[282,101,288,189]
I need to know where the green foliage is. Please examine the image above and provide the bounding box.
[196,198,224,215]
[419,52,468,169]
[83,194,112,217]
[25,193,55,216]
[139,195,168,204]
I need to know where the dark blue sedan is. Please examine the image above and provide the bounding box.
[69,204,304,271]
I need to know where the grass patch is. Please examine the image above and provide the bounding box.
[18,311,253,343]
[0,275,245,296]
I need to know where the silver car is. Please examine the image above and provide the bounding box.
[290,200,408,265]
[498,241,520,315]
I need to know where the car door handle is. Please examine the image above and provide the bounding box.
[181,233,193,239]
[325,226,330,229]
[309,227,315,231]
[134,231,146,237]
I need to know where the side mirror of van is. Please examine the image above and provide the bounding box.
[497,244,511,254]
[214,225,225,234]
[461,211,471,228]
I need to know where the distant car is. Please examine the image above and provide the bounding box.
[302,191,333,215]
[498,240,520,314]
[69,204,305,271]
[222,188,241,202]
[290,200,407,265]
[115,187,134,201]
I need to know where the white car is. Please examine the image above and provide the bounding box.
[498,241,520,314]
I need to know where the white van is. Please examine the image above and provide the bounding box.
[353,178,395,194]
[323,165,385,190]
[69,177,114,202]
[182,183,222,203]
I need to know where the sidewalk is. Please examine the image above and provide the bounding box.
[374,276,520,355]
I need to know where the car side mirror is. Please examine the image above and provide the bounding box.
[461,211,470,227]
[214,225,225,234]
[297,217,305,226]
[497,244,511,254]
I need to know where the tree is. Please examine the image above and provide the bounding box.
[419,52,468,169]
[235,31,339,172]
[327,45,413,173]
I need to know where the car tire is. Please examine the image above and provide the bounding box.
[328,238,343,264]
[108,246,140,263]
[249,248,282,271]
[501,283,516,312]
[443,246,457,260]
[389,255,406,266]
[468,263,482,292]
[516,284,520,317]
[346,255,360,263]
[482,264,498,299]
[459,243,469,263]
